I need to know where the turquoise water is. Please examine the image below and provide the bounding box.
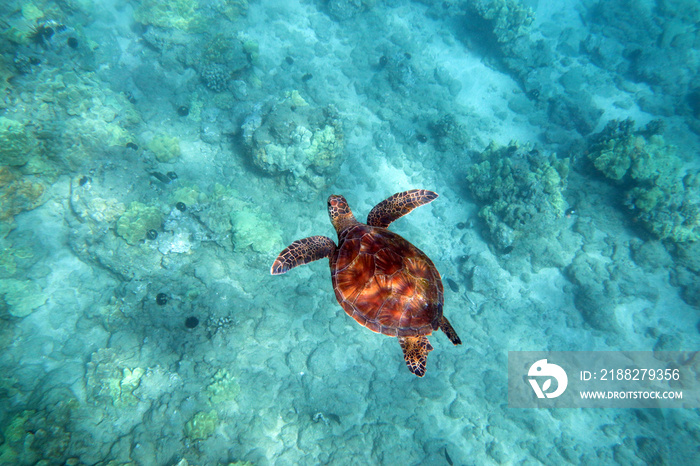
[1,0,698,464]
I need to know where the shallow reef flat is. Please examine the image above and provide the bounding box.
[0,0,698,464]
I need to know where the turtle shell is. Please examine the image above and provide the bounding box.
[330,224,443,337]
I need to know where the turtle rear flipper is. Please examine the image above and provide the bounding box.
[270,236,337,275]
[439,316,461,345]
[367,189,438,228]
[399,335,434,377]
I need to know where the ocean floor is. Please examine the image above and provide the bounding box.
[1,0,699,464]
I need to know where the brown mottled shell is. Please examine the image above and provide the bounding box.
[330,224,443,338]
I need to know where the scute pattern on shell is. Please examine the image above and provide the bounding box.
[331,224,443,337]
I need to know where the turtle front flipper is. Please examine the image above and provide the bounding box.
[399,335,434,377]
[367,189,438,228]
[270,236,337,275]
[439,316,462,345]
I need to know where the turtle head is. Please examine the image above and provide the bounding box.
[328,194,357,234]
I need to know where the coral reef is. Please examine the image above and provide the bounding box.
[69,181,126,225]
[86,348,145,407]
[200,64,230,92]
[163,183,241,251]
[0,404,75,465]
[134,0,202,31]
[198,34,254,92]
[206,369,240,404]
[185,410,219,440]
[169,185,203,208]
[148,133,181,163]
[587,119,700,243]
[468,0,535,45]
[0,117,41,166]
[326,0,375,21]
[69,179,249,282]
[423,0,535,58]
[8,67,139,174]
[1,3,56,47]
[0,241,36,278]
[68,176,170,279]
[116,201,163,245]
[0,167,45,235]
[217,0,249,21]
[430,113,468,152]
[0,278,48,318]
[466,141,569,250]
[0,410,34,464]
[244,91,345,193]
[202,34,250,74]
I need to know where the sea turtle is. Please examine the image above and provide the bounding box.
[270,189,461,377]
